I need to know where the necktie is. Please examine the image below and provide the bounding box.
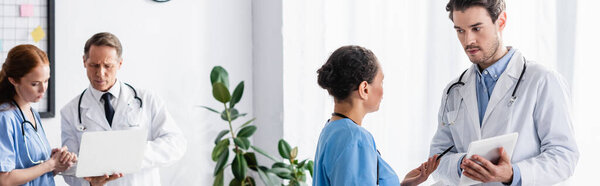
[101,93,115,127]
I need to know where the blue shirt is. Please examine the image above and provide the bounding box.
[475,48,515,125]
[457,47,521,185]
[0,103,55,186]
[313,118,399,186]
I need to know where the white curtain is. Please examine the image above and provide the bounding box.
[571,0,600,185]
[280,0,591,185]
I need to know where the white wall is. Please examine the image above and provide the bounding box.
[42,0,253,185]
[251,0,284,169]
[570,1,600,184]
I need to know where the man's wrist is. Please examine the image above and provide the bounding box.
[89,181,101,186]
[501,166,514,185]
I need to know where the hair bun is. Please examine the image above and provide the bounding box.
[317,45,379,101]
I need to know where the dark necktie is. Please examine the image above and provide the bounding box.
[101,93,115,127]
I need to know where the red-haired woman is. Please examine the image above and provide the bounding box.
[0,45,77,185]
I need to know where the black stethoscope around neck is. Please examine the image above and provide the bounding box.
[12,99,49,164]
[331,112,381,185]
[77,83,142,128]
[442,59,527,126]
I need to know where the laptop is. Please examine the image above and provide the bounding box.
[75,129,148,177]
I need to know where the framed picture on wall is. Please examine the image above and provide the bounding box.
[0,0,55,118]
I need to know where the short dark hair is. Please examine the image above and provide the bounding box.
[83,32,123,60]
[446,0,505,23]
[317,45,379,101]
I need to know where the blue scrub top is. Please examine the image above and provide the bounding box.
[0,103,55,186]
[313,118,400,186]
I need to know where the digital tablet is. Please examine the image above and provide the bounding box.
[459,133,518,186]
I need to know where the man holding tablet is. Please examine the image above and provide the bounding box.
[429,0,579,185]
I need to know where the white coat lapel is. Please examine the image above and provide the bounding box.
[80,88,111,131]
[482,50,525,126]
[112,82,133,129]
[458,65,482,138]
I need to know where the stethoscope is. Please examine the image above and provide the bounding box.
[76,83,142,131]
[12,100,50,164]
[442,59,527,126]
[331,112,381,185]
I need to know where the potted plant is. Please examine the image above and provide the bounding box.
[203,66,312,186]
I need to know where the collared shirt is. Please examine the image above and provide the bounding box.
[457,47,522,186]
[89,80,121,109]
[475,47,516,125]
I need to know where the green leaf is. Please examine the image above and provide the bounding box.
[231,152,248,180]
[234,137,250,150]
[200,106,220,114]
[259,166,281,185]
[237,126,257,138]
[270,167,293,179]
[221,108,244,121]
[258,169,279,186]
[307,160,314,177]
[229,177,255,186]
[213,169,224,186]
[212,139,230,161]
[228,178,241,186]
[240,118,256,129]
[297,159,307,169]
[220,109,231,121]
[233,113,247,121]
[298,171,306,182]
[241,138,251,149]
[278,139,292,159]
[213,147,229,176]
[290,147,298,160]
[212,82,231,103]
[258,165,269,172]
[214,130,230,145]
[270,167,291,175]
[230,81,244,108]
[289,180,300,186]
[243,152,258,171]
[271,162,290,169]
[232,148,243,154]
[244,176,256,186]
[210,66,229,88]
[251,146,278,162]
[258,166,281,186]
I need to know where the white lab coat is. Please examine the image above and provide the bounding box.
[429,49,579,186]
[60,81,187,186]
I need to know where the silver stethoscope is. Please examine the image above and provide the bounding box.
[76,83,142,131]
[12,100,50,164]
[442,59,527,126]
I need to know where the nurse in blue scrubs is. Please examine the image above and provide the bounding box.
[0,45,77,186]
[313,45,440,186]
